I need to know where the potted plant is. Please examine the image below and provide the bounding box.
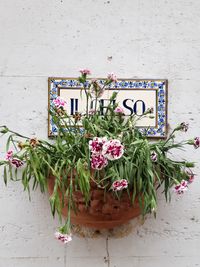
[0,69,199,244]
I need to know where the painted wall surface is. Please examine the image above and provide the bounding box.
[0,0,200,266]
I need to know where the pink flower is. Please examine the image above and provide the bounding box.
[112,180,123,191]
[188,175,195,184]
[114,107,125,114]
[187,171,195,184]
[89,137,107,155]
[6,150,24,168]
[55,232,72,244]
[194,137,200,149]
[151,151,157,162]
[10,158,24,168]
[174,180,188,194]
[91,154,108,170]
[102,139,124,161]
[107,72,117,82]
[53,97,66,109]
[180,122,189,132]
[120,179,128,189]
[79,69,91,75]
[6,150,13,160]
[112,179,128,191]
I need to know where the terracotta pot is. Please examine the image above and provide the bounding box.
[47,176,141,229]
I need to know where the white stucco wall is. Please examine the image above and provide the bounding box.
[0,0,200,266]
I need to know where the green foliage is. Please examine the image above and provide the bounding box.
[0,74,197,234]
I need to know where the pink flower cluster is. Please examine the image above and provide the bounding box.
[79,69,91,75]
[107,72,117,82]
[174,170,196,194]
[89,137,108,170]
[53,97,66,109]
[114,106,125,114]
[55,232,72,244]
[174,180,188,194]
[5,150,24,168]
[112,179,128,191]
[89,137,124,170]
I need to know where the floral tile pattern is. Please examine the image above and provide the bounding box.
[48,78,168,138]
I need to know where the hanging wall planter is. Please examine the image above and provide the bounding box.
[0,69,199,244]
[47,175,141,229]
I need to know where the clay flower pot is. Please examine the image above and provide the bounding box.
[47,175,141,229]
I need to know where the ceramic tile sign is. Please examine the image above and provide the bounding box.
[48,78,168,138]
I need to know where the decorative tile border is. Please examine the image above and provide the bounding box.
[48,78,168,138]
